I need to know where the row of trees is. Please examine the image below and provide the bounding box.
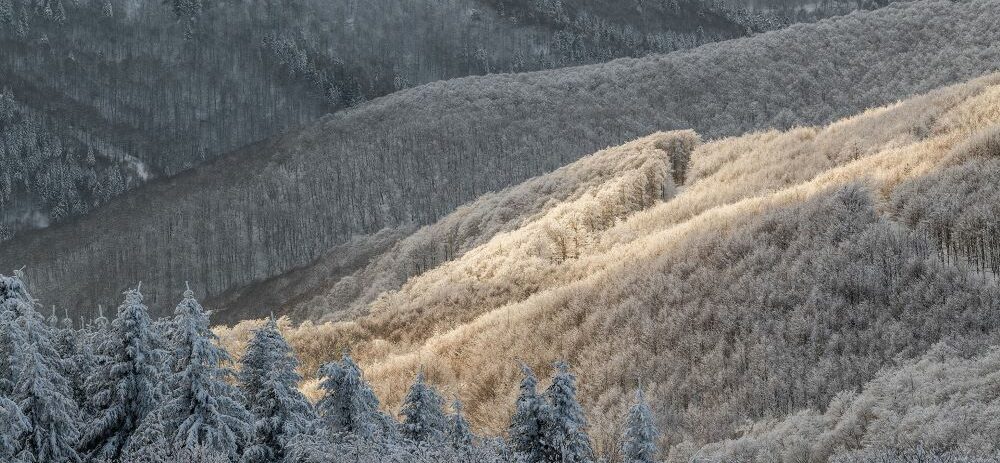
[0,272,660,462]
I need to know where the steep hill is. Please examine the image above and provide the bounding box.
[4,0,1000,322]
[214,71,1000,458]
[0,0,786,238]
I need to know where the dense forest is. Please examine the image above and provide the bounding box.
[6,68,1000,462]
[208,71,1000,459]
[1,0,997,323]
[0,0,807,238]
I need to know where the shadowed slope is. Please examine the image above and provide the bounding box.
[5,0,1000,321]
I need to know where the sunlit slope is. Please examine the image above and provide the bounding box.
[220,73,1000,455]
[5,0,1000,322]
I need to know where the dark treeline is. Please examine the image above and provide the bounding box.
[2,0,998,322]
[0,0,802,239]
[0,272,661,462]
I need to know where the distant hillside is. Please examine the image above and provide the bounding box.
[3,0,999,322]
[215,71,1000,459]
[0,0,788,238]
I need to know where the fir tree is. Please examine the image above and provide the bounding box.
[0,272,81,463]
[14,340,82,463]
[399,371,448,443]
[621,389,658,463]
[0,394,29,461]
[541,362,593,463]
[315,352,394,439]
[162,285,250,460]
[0,309,23,396]
[239,317,315,463]
[94,304,109,332]
[79,285,165,461]
[46,306,58,327]
[71,319,103,418]
[509,364,548,462]
[448,398,474,452]
[1,275,68,383]
[120,408,173,463]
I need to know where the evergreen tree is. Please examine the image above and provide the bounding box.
[14,340,82,463]
[399,371,447,443]
[162,285,250,460]
[93,304,109,332]
[448,398,474,452]
[315,352,394,439]
[541,362,593,463]
[71,319,103,418]
[239,317,315,463]
[120,408,173,463]
[621,389,658,463]
[0,394,29,461]
[0,309,23,396]
[509,365,548,462]
[79,286,165,461]
[46,306,58,327]
[0,273,81,462]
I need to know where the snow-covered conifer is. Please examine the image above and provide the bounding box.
[541,362,593,463]
[0,309,23,396]
[15,340,81,462]
[448,398,474,451]
[120,408,172,463]
[239,317,315,463]
[509,364,548,462]
[46,306,58,327]
[399,371,447,443]
[0,394,29,461]
[622,389,658,463]
[315,352,394,439]
[162,285,250,460]
[79,286,165,461]
[0,274,66,382]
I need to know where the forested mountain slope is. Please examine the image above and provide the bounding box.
[216,71,1000,460]
[0,0,787,238]
[691,342,1000,461]
[3,0,999,321]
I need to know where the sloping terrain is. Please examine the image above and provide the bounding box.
[4,0,1000,322]
[0,0,783,237]
[690,342,1000,461]
[215,72,1000,458]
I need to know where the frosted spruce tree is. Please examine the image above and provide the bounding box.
[399,371,448,443]
[0,273,71,392]
[448,398,474,452]
[622,389,658,463]
[80,286,165,461]
[315,352,394,439]
[14,340,81,462]
[120,408,173,463]
[0,309,23,396]
[509,364,548,462]
[239,317,315,463]
[541,362,594,463]
[0,273,81,462]
[0,394,29,461]
[162,286,251,460]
